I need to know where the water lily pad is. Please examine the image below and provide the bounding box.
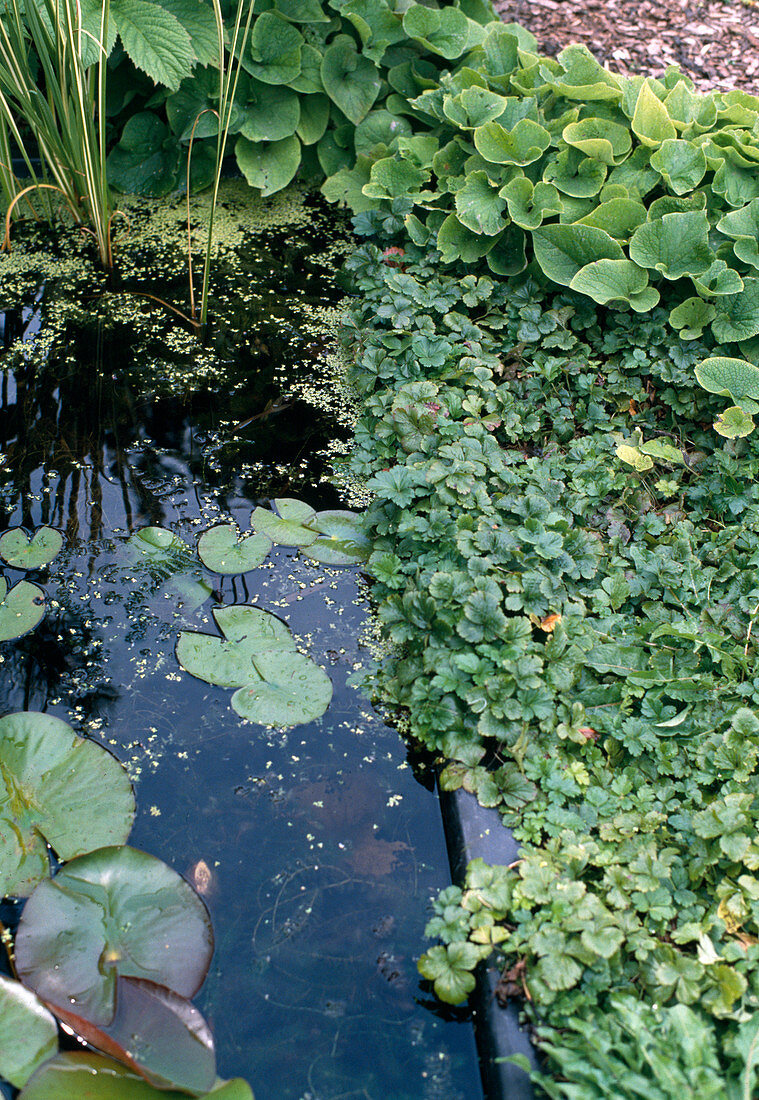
[176,631,264,689]
[19,1052,255,1099]
[51,977,216,1095]
[0,578,46,642]
[231,650,333,727]
[197,525,272,574]
[0,712,136,897]
[15,845,214,1026]
[0,975,58,1087]
[0,527,63,570]
[250,497,319,546]
[213,604,295,649]
[301,510,371,566]
[127,526,193,565]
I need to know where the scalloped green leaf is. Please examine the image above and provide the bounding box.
[629,210,713,280]
[0,976,58,1087]
[362,156,430,201]
[454,170,507,235]
[650,138,707,195]
[15,846,213,1026]
[631,81,677,147]
[197,525,272,574]
[231,649,333,727]
[437,213,494,264]
[562,117,632,166]
[570,258,659,312]
[401,4,470,59]
[0,712,136,898]
[474,118,550,166]
[0,527,62,570]
[714,405,755,438]
[0,578,46,642]
[532,223,623,287]
[443,87,510,130]
[691,259,745,298]
[669,297,717,339]
[544,147,607,198]
[500,177,561,229]
[717,198,759,271]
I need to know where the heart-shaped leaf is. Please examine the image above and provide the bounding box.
[0,712,135,897]
[240,11,303,85]
[0,528,62,570]
[231,649,333,727]
[197,525,272,574]
[0,578,46,641]
[0,975,58,1087]
[235,134,301,197]
[126,526,193,566]
[15,846,213,1026]
[321,35,382,125]
[250,497,319,546]
[19,1052,255,1099]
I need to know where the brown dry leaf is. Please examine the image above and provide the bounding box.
[347,837,409,877]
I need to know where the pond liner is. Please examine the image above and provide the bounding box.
[438,784,537,1100]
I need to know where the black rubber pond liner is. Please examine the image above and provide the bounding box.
[438,785,537,1099]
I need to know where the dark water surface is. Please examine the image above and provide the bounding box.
[0,193,481,1100]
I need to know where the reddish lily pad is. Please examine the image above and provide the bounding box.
[15,846,214,1027]
[0,712,135,897]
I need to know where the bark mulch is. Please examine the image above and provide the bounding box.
[494,0,759,94]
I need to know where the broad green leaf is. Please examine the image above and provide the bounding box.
[562,117,632,165]
[631,81,677,147]
[231,650,333,727]
[474,118,550,166]
[694,356,759,401]
[296,93,330,145]
[250,498,319,546]
[717,198,759,271]
[301,510,371,565]
[290,43,324,93]
[607,145,660,199]
[275,0,330,21]
[711,279,759,342]
[19,1053,254,1100]
[321,35,382,125]
[197,525,272,574]
[354,109,412,156]
[235,134,301,196]
[691,259,744,298]
[500,177,561,229]
[443,87,510,129]
[544,147,607,197]
[213,604,295,648]
[107,113,180,196]
[485,224,527,276]
[570,258,659,312]
[239,81,300,142]
[665,80,717,132]
[482,23,520,75]
[402,4,470,59]
[616,444,654,471]
[714,405,755,438]
[362,156,429,200]
[156,0,218,66]
[0,976,58,1087]
[550,44,622,102]
[575,197,647,238]
[176,632,265,688]
[0,527,62,569]
[321,158,377,213]
[639,439,686,464]
[0,712,135,897]
[111,0,195,89]
[340,0,405,63]
[0,578,45,642]
[454,170,507,235]
[650,138,707,195]
[240,12,302,85]
[15,846,213,1026]
[669,297,716,339]
[532,223,623,287]
[629,210,713,280]
[437,213,494,264]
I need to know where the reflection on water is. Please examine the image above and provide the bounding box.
[0,191,481,1100]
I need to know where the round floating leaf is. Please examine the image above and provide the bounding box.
[231,649,332,727]
[250,498,319,546]
[52,978,216,1095]
[19,1052,255,1100]
[0,578,45,642]
[0,527,62,570]
[176,631,264,688]
[126,526,192,565]
[0,712,135,897]
[302,510,371,566]
[0,975,58,1087]
[213,604,295,648]
[197,525,272,574]
[15,846,214,1026]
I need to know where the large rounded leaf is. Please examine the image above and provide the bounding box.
[235,134,301,197]
[231,649,333,727]
[0,975,58,1087]
[0,712,135,897]
[0,578,45,642]
[301,510,371,566]
[176,631,264,689]
[197,525,272,574]
[19,1053,255,1100]
[240,12,303,85]
[213,604,295,648]
[695,356,759,401]
[250,497,319,547]
[0,527,62,570]
[51,978,216,1095]
[15,846,213,1026]
[320,35,382,125]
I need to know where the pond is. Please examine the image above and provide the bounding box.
[0,186,481,1100]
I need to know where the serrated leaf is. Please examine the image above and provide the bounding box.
[156,0,218,66]
[111,0,195,89]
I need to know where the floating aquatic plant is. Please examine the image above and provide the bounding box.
[0,976,58,1089]
[0,528,63,571]
[299,510,370,566]
[17,1052,254,1099]
[177,603,332,727]
[0,712,136,897]
[197,524,272,574]
[250,497,320,547]
[0,577,45,642]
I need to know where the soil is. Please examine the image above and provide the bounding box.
[494,0,759,94]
